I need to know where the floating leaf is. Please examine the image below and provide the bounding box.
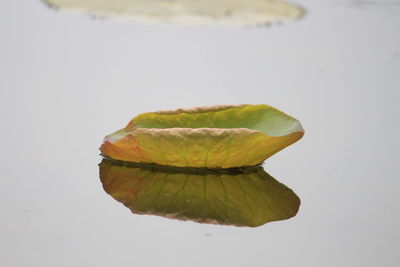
[43,0,304,26]
[99,159,300,227]
[101,104,304,168]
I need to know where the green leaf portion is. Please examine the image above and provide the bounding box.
[101,104,304,168]
[127,104,303,137]
[99,159,300,227]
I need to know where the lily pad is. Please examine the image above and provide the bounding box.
[100,104,304,168]
[43,0,304,26]
[99,159,300,227]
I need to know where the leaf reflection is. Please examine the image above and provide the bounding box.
[43,0,305,26]
[99,159,300,227]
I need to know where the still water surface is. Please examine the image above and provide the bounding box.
[0,0,399,266]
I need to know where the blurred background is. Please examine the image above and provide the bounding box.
[0,0,399,266]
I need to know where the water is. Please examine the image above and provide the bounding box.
[0,0,399,266]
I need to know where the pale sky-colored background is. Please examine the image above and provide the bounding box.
[0,0,399,266]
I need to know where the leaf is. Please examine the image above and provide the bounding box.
[43,0,304,26]
[99,159,300,227]
[100,104,304,168]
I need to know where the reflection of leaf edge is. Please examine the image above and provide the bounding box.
[100,157,262,175]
